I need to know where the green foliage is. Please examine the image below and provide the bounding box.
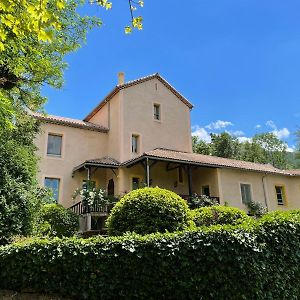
[192,132,293,169]
[210,132,240,159]
[34,204,79,238]
[192,136,211,155]
[106,187,192,235]
[0,0,102,128]
[0,114,44,245]
[245,200,267,218]
[1,211,300,299]
[192,205,251,227]
[188,194,219,209]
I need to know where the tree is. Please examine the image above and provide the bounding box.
[0,0,144,128]
[251,133,289,169]
[210,132,241,159]
[192,136,211,155]
[240,140,266,164]
[0,113,46,244]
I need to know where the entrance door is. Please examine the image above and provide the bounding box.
[107,179,114,196]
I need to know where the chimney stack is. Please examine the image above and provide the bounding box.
[118,72,125,85]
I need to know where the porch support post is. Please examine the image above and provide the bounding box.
[145,158,150,187]
[187,165,193,197]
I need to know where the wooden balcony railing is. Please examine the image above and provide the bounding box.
[69,201,115,215]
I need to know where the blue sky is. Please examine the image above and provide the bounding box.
[43,0,300,150]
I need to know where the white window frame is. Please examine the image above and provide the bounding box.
[239,182,253,204]
[43,176,62,203]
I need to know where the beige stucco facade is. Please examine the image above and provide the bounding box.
[34,73,300,213]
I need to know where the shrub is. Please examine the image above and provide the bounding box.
[1,212,300,299]
[245,200,267,218]
[192,205,251,227]
[188,194,220,209]
[34,204,79,238]
[106,187,192,235]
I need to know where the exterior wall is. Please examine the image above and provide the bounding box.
[89,103,109,128]
[264,175,300,211]
[218,168,300,211]
[120,78,192,162]
[35,123,108,207]
[192,167,219,198]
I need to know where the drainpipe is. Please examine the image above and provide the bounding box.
[262,174,269,211]
[84,165,91,181]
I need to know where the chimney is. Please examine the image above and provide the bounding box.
[118,72,125,85]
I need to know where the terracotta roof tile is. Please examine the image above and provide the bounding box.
[86,156,120,166]
[84,73,193,121]
[31,112,108,133]
[133,148,298,176]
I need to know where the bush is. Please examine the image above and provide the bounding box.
[245,200,267,218]
[188,194,220,209]
[34,204,79,238]
[1,211,300,299]
[192,205,251,227]
[106,187,192,235]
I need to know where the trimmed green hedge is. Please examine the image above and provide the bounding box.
[106,187,192,235]
[192,205,251,227]
[1,210,300,299]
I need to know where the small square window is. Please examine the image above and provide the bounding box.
[44,177,60,202]
[275,186,285,205]
[240,183,252,204]
[132,135,139,153]
[154,104,160,120]
[47,134,62,156]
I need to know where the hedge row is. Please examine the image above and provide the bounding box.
[0,211,300,299]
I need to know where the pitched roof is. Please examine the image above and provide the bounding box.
[73,156,120,173]
[84,73,193,121]
[31,112,108,133]
[124,148,300,176]
[73,148,300,176]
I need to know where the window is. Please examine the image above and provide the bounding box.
[178,167,183,184]
[275,186,285,205]
[202,185,210,197]
[47,134,62,156]
[132,135,139,153]
[240,183,252,204]
[44,177,60,202]
[132,177,140,190]
[154,104,160,120]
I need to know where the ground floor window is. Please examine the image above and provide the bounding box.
[202,185,210,196]
[132,177,140,190]
[275,186,285,205]
[240,183,252,204]
[44,177,60,202]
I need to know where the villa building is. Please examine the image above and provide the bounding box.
[34,73,300,230]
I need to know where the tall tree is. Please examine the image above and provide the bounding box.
[192,136,211,155]
[210,132,241,159]
[252,133,289,169]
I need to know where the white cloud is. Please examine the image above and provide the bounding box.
[286,144,295,153]
[266,120,277,130]
[205,120,233,130]
[238,136,252,143]
[273,128,290,139]
[227,130,244,137]
[255,124,261,129]
[192,126,211,143]
[265,120,290,139]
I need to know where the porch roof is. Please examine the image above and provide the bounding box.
[73,156,120,173]
[73,148,299,177]
[124,148,300,176]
